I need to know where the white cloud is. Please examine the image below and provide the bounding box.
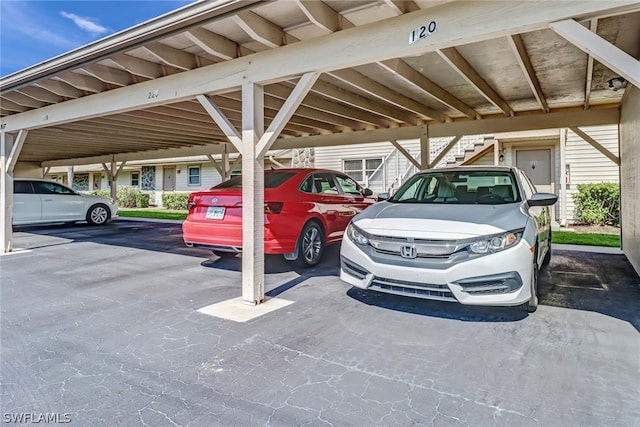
[0,2,76,48]
[60,11,108,37]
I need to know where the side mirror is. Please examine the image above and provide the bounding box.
[528,192,558,207]
[377,192,390,201]
[362,188,373,197]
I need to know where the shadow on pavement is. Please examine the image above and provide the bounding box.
[541,249,640,331]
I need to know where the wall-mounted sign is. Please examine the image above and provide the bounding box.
[409,21,437,44]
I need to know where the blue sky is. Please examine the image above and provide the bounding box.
[0,1,195,78]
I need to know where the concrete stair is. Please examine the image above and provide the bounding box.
[444,136,496,167]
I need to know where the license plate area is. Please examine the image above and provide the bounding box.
[206,206,225,220]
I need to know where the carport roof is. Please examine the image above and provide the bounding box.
[1,0,639,166]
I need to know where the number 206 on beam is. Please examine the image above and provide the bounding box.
[409,21,437,44]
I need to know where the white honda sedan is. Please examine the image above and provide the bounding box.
[340,166,557,313]
[13,178,118,226]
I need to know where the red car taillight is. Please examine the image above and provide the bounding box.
[264,202,283,214]
[187,195,197,212]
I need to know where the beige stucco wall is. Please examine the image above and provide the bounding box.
[620,85,640,275]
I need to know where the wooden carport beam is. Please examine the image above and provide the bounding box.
[569,127,620,165]
[390,140,421,170]
[5,130,28,174]
[1,130,27,252]
[6,1,637,134]
[199,73,319,305]
[206,149,241,181]
[273,108,620,150]
[420,126,429,169]
[438,47,515,117]
[196,95,243,152]
[256,73,319,158]
[508,34,549,113]
[185,28,238,61]
[329,69,447,123]
[295,0,342,33]
[584,19,598,109]
[144,42,197,71]
[550,19,640,89]
[378,59,479,120]
[101,159,127,200]
[233,11,284,49]
[383,0,419,14]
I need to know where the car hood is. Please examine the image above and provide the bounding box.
[353,202,528,239]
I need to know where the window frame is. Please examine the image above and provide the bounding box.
[342,158,383,184]
[187,165,201,186]
[130,172,140,187]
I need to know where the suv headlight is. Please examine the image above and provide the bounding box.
[346,223,370,245]
[467,230,523,255]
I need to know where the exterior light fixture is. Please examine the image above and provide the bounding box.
[607,77,627,91]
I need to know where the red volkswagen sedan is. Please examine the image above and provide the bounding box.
[183,168,375,267]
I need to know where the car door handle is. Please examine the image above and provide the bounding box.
[42,198,53,202]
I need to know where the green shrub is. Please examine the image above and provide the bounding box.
[573,182,620,226]
[135,192,150,208]
[163,192,190,210]
[91,187,150,208]
[117,186,140,208]
[91,189,110,198]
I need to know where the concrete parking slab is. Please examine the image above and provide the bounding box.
[2,220,639,426]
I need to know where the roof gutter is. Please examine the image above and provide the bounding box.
[0,0,265,93]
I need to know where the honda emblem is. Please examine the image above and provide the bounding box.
[401,245,417,259]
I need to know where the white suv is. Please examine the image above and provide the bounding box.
[13,178,118,226]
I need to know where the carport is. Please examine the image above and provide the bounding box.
[1,0,639,306]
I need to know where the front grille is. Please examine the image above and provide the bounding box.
[373,248,451,259]
[368,236,463,259]
[370,276,456,302]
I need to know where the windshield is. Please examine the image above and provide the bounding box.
[389,170,520,204]
[212,171,296,189]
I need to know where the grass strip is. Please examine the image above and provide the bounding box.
[552,231,620,247]
[118,209,187,221]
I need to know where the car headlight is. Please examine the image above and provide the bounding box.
[346,223,370,245]
[467,230,523,254]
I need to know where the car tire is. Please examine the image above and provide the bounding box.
[520,249,539,313]
[292,221,324,268]
[86,204,110,225]
[213,250,236,259]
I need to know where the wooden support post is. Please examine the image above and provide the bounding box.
[1,132,14,252]
[420,125,429,170]
[560,128,568,227]
[1,130,27,253]
[241,82,265,305]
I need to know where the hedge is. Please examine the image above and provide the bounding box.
[90,187,150,208]
[162,192,190,210]
[573,182,620,226]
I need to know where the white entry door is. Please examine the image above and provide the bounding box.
[163,167,176,191]
[516,148,555,221]
[516,149,553,193]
